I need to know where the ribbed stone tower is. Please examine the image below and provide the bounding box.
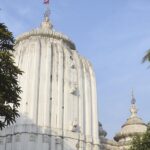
[0,16,100,150]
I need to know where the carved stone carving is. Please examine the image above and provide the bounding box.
[15,134,21,142]
[29,134,37,142]
[70,87,79,96]
[70,119,80,132]
[6,136,12,143]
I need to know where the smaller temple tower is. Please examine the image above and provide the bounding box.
[114,92,147,150]
[99,92,147,150]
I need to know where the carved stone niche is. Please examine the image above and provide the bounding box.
[29,134,37,142]
[15,134,21,142]
[70,119,80,132]
[70,86,79,97]
[6,136,12,143]
[55,137,62,144]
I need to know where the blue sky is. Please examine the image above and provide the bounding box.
[1,0,150,139]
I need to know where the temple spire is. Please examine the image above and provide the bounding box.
[130,90,138,118]
[41,0,53,29]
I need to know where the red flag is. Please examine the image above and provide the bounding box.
[44,0,49,4]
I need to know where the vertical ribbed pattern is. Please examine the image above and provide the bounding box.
[51,43,59,129]
[82,58,92,138]
[63,47,70,131]
[44,40,52,127]
[89,63,99,145]
[32,40,42,125]
[57,43,64,132]
[74,52,84,149]
[1,29,100,150]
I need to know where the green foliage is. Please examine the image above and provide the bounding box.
[130,124,150,150]
[0,23,15,51]
[0,23,22,129]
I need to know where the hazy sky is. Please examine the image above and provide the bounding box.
[1,0,150,139]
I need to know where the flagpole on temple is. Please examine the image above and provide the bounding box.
[44,0,50,21]
[42,0,53,29]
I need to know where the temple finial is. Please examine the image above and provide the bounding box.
[131,89,136,104]
[130,90,138,118]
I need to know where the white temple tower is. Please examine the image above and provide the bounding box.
[0,16,100,150]
[114,92,147,150]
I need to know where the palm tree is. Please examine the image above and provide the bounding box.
[142,49,150,63]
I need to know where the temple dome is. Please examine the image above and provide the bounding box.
[114,94,147,142]
[16,17,76,50]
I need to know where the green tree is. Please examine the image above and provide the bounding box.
[130,123,150,150]
[0,23,22,129]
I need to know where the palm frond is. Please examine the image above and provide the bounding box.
[142,49,150,63]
